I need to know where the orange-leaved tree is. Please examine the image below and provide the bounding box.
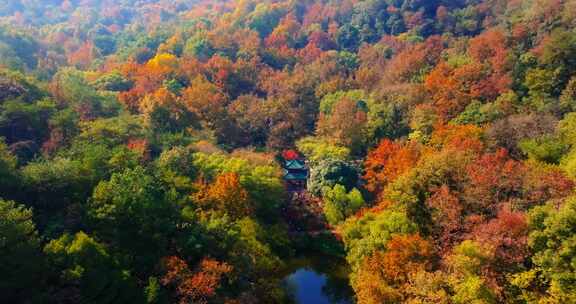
[364,139,420,197]
[193,172,253,219]
[352,234,434,304]
[162,256,232,304]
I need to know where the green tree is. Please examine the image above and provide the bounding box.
[183,33,214,61]
[0,139,19,195]
[308,159,359,196]
[0,97,55,155]
[0,199,44,303]
[451,100,502,126]
[523,67,558,111]
[192,152,285,221]
[75,115,145,148]
[322,184,365,225]
[559,76,576,114]
[93,35,117,56]
[89,167,178,272]
[319,90,366,115]
[44,232,143,304]
[248,3,285,38]
[0,28,39,70]
[51,68,119,119]
[341,209,417,267]
[539,28,576,88]
[446,241,496,304]
[337,24,360,51]
[0,69,45,103]
[92,72,133,92]
[296,136,350,163]
[519,135,568,164]
[21,157,90,235]
[21,157,88,205]
[515,196,576,302]
[156,146,196,191]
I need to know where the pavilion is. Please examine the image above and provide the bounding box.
[283,159,308,190]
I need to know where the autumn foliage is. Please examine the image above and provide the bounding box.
[193,172,253,219]
[353,234,434,304]
[364,139,420,196]
[2,0,576,303]
[162,256,232,304]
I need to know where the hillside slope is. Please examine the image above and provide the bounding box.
[1,0,576,303]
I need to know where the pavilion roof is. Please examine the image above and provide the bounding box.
[284,159,306,170]
[283,169,308,180]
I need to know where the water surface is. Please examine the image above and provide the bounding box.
[283,256,353,304]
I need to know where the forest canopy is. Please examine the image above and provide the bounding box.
[2,0,576,303]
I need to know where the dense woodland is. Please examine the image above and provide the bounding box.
[2,0,576,303]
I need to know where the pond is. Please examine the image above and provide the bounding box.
[283,255,354,304]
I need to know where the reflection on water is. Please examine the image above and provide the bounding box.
[283,255,354,304]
